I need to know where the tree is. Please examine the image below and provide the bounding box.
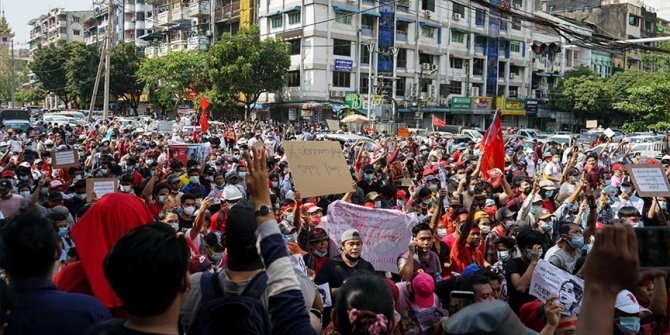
[14,87,46,105]
[605,70,659,108]
[29,41,73,107]
[613,75,670,132]
[551,74,611,122]
[207,25,290,117]
[137,51,208,113]
[65,42,101,109]
[110,42,145,115]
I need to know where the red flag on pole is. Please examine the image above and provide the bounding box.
[480,109,505,180]
[432,114,446,127]
[199,96,209,133]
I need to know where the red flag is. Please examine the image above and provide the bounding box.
[199,111,209,133]
[432,115,446,127]
[200,95,210,111]
[480,109,505,180]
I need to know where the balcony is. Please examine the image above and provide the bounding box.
[474,45,485,55]
[187,35,210,50]
[158,44,169,56]
[172,6,190,22]
[361,24,373,37]
[396,31,407,42]
[144,45,158,58]
[188,1,211,17]
[124,3,135,13]
[124,21,135,31]
[215,2,241,22]
[170,38,188,51]
[157,10,172,26]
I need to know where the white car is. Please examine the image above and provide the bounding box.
[42,114,77,128]
[547,134,577,146]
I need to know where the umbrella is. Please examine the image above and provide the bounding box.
[340,114,371,124]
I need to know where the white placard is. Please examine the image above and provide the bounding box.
[86,178,118,202]
[604,128,615,138]
[316,282,332,308]
[530,260,584,316]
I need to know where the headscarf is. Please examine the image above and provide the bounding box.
[70,192,155,309]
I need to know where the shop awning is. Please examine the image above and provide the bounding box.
[396,17,416,23]
[168,23,191,30]
[362,10,380,17]
[282,6,301,13]
[260,10,282,17]
[333,5,358,14]
[138,32,166,41]
[420,21,441,29]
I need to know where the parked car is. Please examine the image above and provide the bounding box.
[516,129,548,142]
[547,134,577,146]
[42,114,77,128]
[578,129,625,145]
[148,121,176,135]
[55,111,87,125]
[316,133,377,152]
[434,125,483,141]
[3,119,32,133]
[0,109,30,122]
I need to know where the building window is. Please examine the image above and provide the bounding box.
[512,0,522,9]
[510,65,520,75]
[629,15,639,26]
[498,85,506,96]
[335,11,352,25]
[333,39,351,56]
[498,62,506,78]
[73,29,81,36]
[421,0,435,12]
[288,71,300,87]
[475,9,486,27]
[499,39,508,52]
[500,15,508,31]
[397,48,407,68]
[360,74,369,92]
[136,29,145,37]
[136,12,145,21]
[447,81,462,94]
[271,16,282,29]
[510,41,521,53]
[419,53,434,66]
[509,86,519,97]
[573,50,580,66]
[451,57,463,69]
[396,78,406,97]
[451,30,464,43]
[453,2,465,16]
[147,11,152,18]
[288,12,301,25]
[361,46,370,64]
[60,27,67,34]
[473,58,484,76]
[289,39,300,55]
[421,26,434,38]
[333,71,351,87]
[512,17,521,30]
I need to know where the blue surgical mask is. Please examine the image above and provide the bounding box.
[541,222,553,232]
[374,200,381,208]
[396,199,405,207]
[364,173,374,181]
[190,176,200,184]
[498,250,510,262]
[436,228,447,238]
[616,317,640,334]
[313,249,327,258]
[570,203,579,213]
[58,227,67,238]
[544,190,554,198]
[238,172,247,179]
[210,252,223,264]
[531,205,542,214]
[572,176,579,183]
[660,201,667,210]
[285,213,294,222]
[621,187,632,194]
[569,235,585,249]
[524,249,534,260]
[428,184,438,191]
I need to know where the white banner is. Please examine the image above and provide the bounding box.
[323,200,416,273]
[530,260,584,316]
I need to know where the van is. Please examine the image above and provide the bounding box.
[434,125,483,141]
[0,109,30,122]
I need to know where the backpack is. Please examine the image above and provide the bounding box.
[189,271,270,335]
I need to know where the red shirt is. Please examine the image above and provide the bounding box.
[449,241,484,274]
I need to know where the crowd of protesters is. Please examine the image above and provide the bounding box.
[0,115,666,335]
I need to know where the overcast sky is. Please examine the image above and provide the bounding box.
[3,0,670,48]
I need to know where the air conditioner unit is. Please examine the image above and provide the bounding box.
[509,89,517,96]
[421,63,431,71]
[427,85,436,99]
[509,73,515,79]
[420,92,428,100]
[424,10,431,18]
[471,86,480,96]
[453,13,462,21]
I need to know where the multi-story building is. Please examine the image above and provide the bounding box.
[27,8,93,56]
[256,0,540,128]
[143,0,214,58]
[82,1,154,48]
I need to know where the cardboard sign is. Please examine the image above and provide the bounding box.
[586,120,598,129]
[316,282,332,308]
[604,128,615,138]
[530,260,584,316]
[323,200,416,273]
[326,119,340,131]
[86,178,118,202]
[397,128,410,138]
[283,141,354,198]
[50,150,79,169]
[627,164,670,197]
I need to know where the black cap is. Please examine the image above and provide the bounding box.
[308,228,329,243]
[48,192,63,202]
[204,231,224,251]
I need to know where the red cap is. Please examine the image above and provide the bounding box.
[396,190,407,200]
[0,170,14,178]
[519,300,545,331]
[612,163,622,171]
[647,159,659,165]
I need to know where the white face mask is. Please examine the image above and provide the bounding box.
[120,185,131,193]
[479,225,491,235]
[183,206,196,216]
[436,228,447,238]
[552,157,560,163]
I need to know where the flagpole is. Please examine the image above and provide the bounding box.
[482,109,499,146]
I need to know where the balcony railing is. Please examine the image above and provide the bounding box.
[170,38,188,51]
[172,6,190,22]
[187,35,210,50]
[214,2,241,22]
[158,44,169,56]
[144,45,158,57]
[157,11,172,26]
[361,25,373,37]
[396,31,407,42]
[188,1,211,17]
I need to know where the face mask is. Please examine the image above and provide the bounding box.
[541,222,553,232]
[238,172,247,179]
[569,235,585,249]
[19,191,30,198]
[436,228,447,238]
[126,165,135,171]
[120,185,131,192]
[531,205,542,214]
[344,252,359,262]
[468,186,476,193]
[498,250,510,262]
[157,195,166,204]
[234,154,241,160]
[146,159,154,166]
[183,206,196,216]
[544,190,554,198]
[19,175,28,181]
[58,227,67,238]
[479,225,491,234]
[616,317,641,334]
[100,168,108,175]
[210,252,223,264]
[374,200,381,208]
[570,203,579,213]
[621,187,632,194]
[660,201,667,210]
[423,199,433,206]
[364,173,374,181]
[310,217,321,226]
[313,249,327,258]
[205,176,214,182]
[41,187,49,195]
[523,188,532,195]
[552,157,560,163]
[572,176,579,183]
[456,174,465,181]
[428,184,438,192]
[190,176,200,184]
[285,213,294,222]
[169,223,179,231]
[524,249,534,260]
[76,193,86,200]
[396,199,405,207]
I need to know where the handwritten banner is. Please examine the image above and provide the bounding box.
[283,141,354,198]
[86,178,118,202]
[530,260,584,316]
[627,164,670,197]
[51,150,79,169]
[323,200,416,273]
[326,119,340,131]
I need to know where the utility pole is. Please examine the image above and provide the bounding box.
[9,39,13,108]
[103,0,116,121]
[366,40,376,119]
[87,28,107,122]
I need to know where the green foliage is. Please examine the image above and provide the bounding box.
[14,87,46,105]
[551,74,611,120]
[137,50,208,112]
[29,41,72,106]
[65,42,101,108]
[605,70,659,107]
[207,25,290,110]
[110,42,145,113]
[613,79,670,131]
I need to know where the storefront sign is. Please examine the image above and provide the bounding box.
[451,96,471,114]
[472,96,493,115]
[497,97,526,116]
[335,59,353,72]
[525,99,538,115]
